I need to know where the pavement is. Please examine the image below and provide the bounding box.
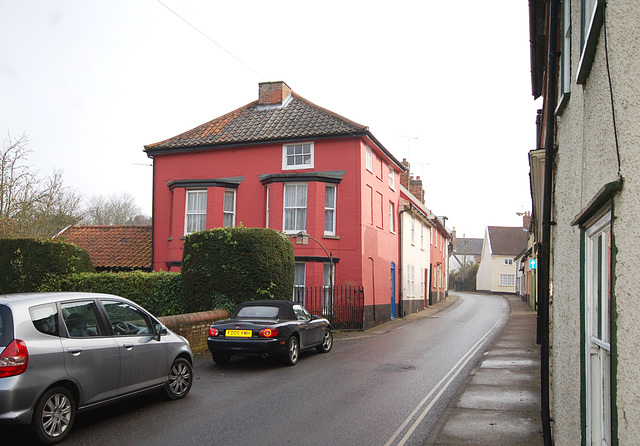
[337,293,544,445]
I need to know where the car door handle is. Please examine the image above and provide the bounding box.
[67,347,82,356]
[122,343,134,350]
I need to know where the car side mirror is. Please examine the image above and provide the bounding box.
[311,315,319,320]
[154,323,168,341]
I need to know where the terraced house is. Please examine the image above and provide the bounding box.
[529,0,640,443]
[144,82,405,328]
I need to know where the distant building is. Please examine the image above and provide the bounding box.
[475,216,529,294]
[449,233,483,272]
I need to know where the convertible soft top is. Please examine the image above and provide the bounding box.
[231,300,297,320]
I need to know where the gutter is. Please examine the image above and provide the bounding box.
[539,0,560,443]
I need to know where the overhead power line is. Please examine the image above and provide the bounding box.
[156,0,268,80]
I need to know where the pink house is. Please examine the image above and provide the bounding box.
[144,82,405,328]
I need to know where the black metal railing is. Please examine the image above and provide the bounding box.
[294,285,364,330]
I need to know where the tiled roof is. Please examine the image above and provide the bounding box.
[487,226,529,256]
[54,226,152,270]
[144,92,369,152]
[453,238,483,256]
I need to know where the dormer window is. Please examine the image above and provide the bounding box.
[283,142,314,170]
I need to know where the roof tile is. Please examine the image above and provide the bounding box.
[54,226,152,269]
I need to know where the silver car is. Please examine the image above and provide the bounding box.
[0,292,193,444]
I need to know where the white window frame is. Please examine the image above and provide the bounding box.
[584,211,612,446]
[283,142,314,170]
[223,189,236,228]
[389,202,395,233]
[411,216,415,245]
[557,0,572,113]
[283,183,307,233]
[388,166,395,190]
[410,265,415,297]
[504,258,514,265]
[293,262,306,304]
[366,146,373,172]
[324,185,336,236]
[420,268,425,298]
[185,190,207,235]
[420,223,424,250]
[499,274,516,287]
[265,186,270,228]
[577,0,603,83]
[323,262,334,311]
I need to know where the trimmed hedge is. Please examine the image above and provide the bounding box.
[39,271,183,317]
[181,227,295,313]
[0,238,95,294]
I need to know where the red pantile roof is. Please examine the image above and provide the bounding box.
[143,85,404,170]
[54,226,152,270]
[144,92,367,151]
[487,226,529,256]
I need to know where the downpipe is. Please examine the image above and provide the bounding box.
[540,0,560,444]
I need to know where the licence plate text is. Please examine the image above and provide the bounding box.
[225,329,252,337]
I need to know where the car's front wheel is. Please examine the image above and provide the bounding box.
[316,329,333,353]
[32,386,76,445]
[163,358,193,400]
[282,335,300,366]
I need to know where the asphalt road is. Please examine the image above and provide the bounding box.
[3,292,508,446]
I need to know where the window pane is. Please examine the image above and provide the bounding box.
[224,191,235,212]
[62,301,104,337]
[101,300,153,336]
[325,210,334,233]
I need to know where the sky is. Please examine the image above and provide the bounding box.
[0,0,540,239]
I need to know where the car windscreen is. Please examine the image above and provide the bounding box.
[0,305,14,348]
[235,306,279,319]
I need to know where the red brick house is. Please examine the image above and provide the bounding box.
[144,82,405,328]
[54,225,152,272]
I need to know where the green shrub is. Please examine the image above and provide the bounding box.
[40,271,183,317]
[181,227,295,313]
[0,238,94,293]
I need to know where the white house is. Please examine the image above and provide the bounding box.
[475,224,528,294]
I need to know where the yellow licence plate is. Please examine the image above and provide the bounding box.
[225,329,252,338]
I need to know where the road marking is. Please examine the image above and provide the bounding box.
[383,314,506,446]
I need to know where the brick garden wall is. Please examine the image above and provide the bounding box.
[159,310,229,353]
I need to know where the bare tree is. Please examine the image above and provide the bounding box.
[0,132,83,237]
[83,192,147,225]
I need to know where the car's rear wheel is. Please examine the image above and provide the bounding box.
[212,352,231,364]
[163,358,193,400]
[32,386,75,445]
[282,335,300,366]
[316,329,333,353]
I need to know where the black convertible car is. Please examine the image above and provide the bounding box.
[207,300,333,366]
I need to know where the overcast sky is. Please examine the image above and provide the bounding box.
[0,0,539,238]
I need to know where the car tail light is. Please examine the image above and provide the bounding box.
[209,327,219,337]
[0,339,29,378]
[259,328,279,338]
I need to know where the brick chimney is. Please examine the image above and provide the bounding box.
[258,81,292,105]
[409,176,425,204]
[523,211,531,230]
[452,228,457,251]
[400,158,411,189]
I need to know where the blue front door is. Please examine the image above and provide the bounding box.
[390,262,396,319]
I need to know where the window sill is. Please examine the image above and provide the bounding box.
[323,235,340,240]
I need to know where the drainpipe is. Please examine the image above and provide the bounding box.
[539,0,560,444]
[398,203,413,318]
